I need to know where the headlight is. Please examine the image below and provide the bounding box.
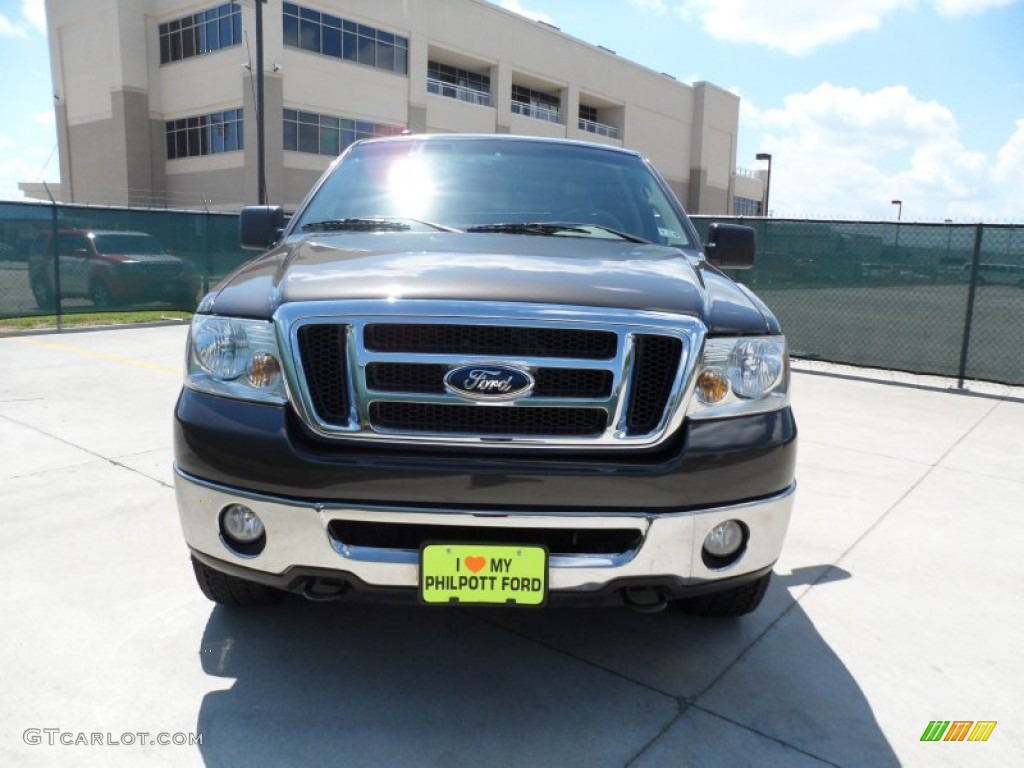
[186,315,287,404]
[193,316,250,379]
[728,338,785,398]
[687,335,788,419]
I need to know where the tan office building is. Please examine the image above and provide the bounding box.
[32,0,758,214]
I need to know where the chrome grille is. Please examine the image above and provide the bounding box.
[279,301,702,449]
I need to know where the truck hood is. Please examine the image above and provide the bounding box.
[207,232,769,334]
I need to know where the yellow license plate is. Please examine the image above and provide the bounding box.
[420,544,548,606]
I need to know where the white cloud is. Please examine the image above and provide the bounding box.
[498,0,555,25]
[929,0,1019,16]
[0,13,27,38]
[628,0,669,13]
[0,1,45,38]
[756,84,957,151]
[676,0,1020,55]
[743,83,1024,220]
[22,0,46,34]
[33,109,55,127]
[991,117,1024,184]
[677,0,913,55]
[0,126,58,201]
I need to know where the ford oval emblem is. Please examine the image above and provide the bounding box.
[444,364,535,401]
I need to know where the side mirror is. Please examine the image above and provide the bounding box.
[704,223,756,270]
[239,206,285,251]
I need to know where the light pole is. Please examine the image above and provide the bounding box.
[891,199,902,258]
[255,0,267,205]
[756,153,772,216]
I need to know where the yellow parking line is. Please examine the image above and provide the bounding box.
[12,337,182,375]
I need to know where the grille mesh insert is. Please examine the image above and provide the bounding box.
[364,324,617,359]
[626,335,682,434]
[329,520,642,555]
[366,362,446,393]
[297,324,349,424]
[534,368,613,398]
[370,402,607,436]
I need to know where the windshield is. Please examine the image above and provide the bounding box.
[92,234,167,255]
[293,138,696,248]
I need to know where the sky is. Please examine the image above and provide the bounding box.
[0,0,1022,221]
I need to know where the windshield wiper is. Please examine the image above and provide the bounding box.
[301,216,461,233]
[466,222,589,236]
[466,221,649,243]
[383,217,461,232]
[301,218,411,232]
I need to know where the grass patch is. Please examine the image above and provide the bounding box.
[0,311,192,333]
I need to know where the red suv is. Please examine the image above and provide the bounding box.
[28,229,201,309]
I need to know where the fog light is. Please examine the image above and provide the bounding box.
[703,520,745,557]
[221,504,264,544]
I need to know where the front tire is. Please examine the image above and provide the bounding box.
[673,572,771,618]
[89,278,113,309]
[31,274,54,310]
[191,556,285,607]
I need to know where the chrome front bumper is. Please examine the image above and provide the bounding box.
[175,466,795,593]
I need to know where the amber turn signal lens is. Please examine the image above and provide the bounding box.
[696,368,729,404]
[247,353,281,388]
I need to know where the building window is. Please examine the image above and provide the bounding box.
[511,85,561,124]
[165,109,244,160]
[733,196,762,216]
[159,3,242,65]
[282,3,408,74]
[577,104,620,138]
[283,109,404,156]
[427,61,492,107]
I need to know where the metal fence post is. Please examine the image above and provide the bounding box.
[202,211,211,296]
[50,199,62,331]
[42,182,63,330]
[956,224,984,388]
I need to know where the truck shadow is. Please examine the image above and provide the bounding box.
[195,564,898,767]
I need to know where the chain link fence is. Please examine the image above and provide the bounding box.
[2,201,1021,385]
[0,200,253,319]
[692,217,1024,386]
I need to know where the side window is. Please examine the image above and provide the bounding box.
[57,234,89,255]
[30,234,48,256]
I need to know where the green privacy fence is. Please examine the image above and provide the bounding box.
[2,200,1021,385]
[692,217,1024,386]
[0,200,254,319]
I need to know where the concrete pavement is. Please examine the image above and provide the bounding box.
[1,325,1021,767]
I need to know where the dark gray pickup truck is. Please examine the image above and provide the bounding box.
[174,134,796,616]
